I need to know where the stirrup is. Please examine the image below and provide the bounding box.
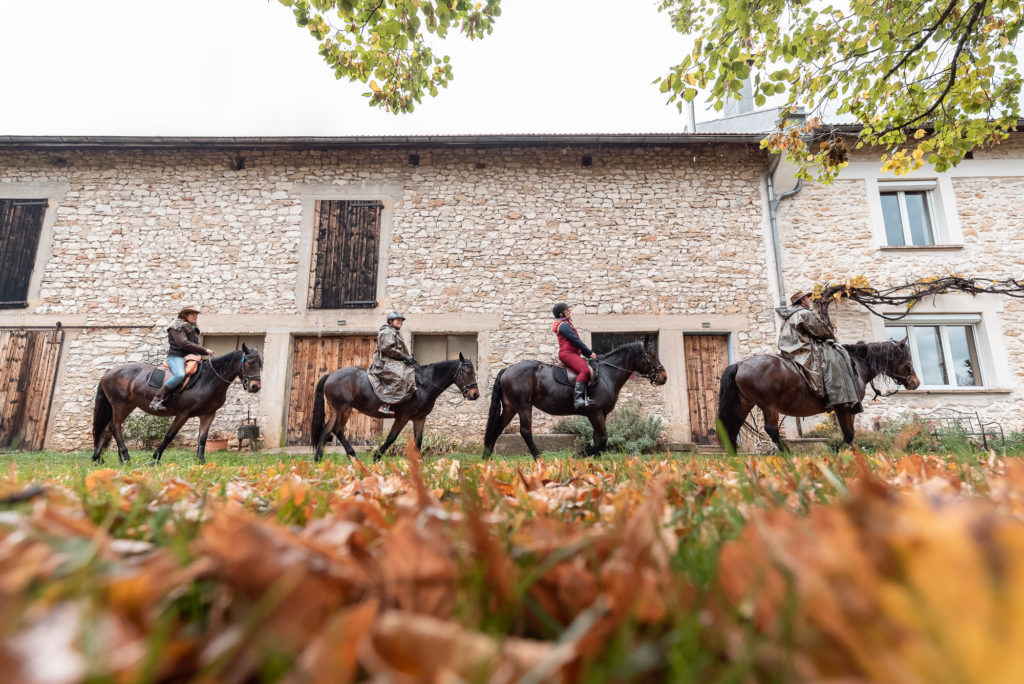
[379,404,394,416]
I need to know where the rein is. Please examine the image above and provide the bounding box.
[414,361,478,398]
[205,352,259,390]
[598,357,664,384]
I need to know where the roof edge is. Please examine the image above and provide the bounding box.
[0,133,768,150]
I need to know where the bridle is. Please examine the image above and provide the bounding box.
[599,351,665,385]
[417,359,479,398]
[206,351,261,391]
[867,341,914,399]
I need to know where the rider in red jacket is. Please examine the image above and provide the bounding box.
[552,302,596,411]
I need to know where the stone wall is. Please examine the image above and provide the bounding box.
[1,143,779,451]
[776,142,1024,433]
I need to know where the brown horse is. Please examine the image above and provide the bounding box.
[310,354,480,462]
[482,340,667,459]
[92,344,263,464]
[716,339,920,452]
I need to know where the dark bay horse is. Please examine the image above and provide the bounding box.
[716,339,920,452]
[311,354,480,462]
[92,344,263,464]
[483,340,667,459]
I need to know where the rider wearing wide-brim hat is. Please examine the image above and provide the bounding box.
[150,305,213,410]
[552,302,597,411]
[367,311,418,416]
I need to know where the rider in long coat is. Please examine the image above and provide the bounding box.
[778,291,861,412]
[368,311,417,415]
[552,302,597,411]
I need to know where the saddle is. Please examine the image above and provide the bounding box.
[551,359,600,388]
[147,354,203,389]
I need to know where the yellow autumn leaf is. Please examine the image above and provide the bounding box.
[369,80,381,93]
[913,128,926,139]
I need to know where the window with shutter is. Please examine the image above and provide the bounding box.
[308,200,383,309]
[0,199,48,309]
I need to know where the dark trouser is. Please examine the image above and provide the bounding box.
[559,352,591,383]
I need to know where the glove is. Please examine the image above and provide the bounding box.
[404,357,418,367]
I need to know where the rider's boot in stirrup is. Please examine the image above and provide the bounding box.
[150,384,170,411]
[573,382,594,411]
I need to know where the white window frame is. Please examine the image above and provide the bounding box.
[878,181,938,247]
[886,314,985,390]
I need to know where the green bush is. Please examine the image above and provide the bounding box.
[1003,430,1024,455]
[373,430,464,458]
[553,401,664,454]
[122,414,173,449]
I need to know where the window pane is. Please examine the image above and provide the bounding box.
[904,191,934,246]
[413,335,447,365]
[590,332,658,356]
[446,334,478,362]
[945,325,981,387]
[914,326,948,385]
[880,193,905,246]
[885,326,907,343]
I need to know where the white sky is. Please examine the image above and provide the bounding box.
[0,0,706,136]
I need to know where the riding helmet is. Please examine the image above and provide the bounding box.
[386,311,406,322]
[552,302,570,318]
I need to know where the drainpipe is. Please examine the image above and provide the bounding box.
[766,153,803,315]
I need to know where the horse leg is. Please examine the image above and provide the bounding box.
[108,405,135,464]
[371,413,411,462]
[762,406,788,453]
[195,414,216,465]
[585,413,608,457]
[92,426,112,463]
[412,417,426,452]
[517,408,541,461]
[835,409,856,446]
[152,413,193,463]
[314,406,342,463]
[332,410,360,462]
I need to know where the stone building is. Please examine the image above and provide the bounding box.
[773,131,1024,436]
[0,131,1021,453]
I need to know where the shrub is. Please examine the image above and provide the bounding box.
[122,414,172,449]
[1005,431,1024,455]
[373,430,464,458]
[553,401,664,454]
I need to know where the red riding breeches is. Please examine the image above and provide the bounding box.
[559,351,592,383]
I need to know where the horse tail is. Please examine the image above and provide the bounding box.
[92,383,113,450]
[717,363,743,452]
[310,373,330,448]
[483,369,507,448]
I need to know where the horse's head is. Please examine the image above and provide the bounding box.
[639,337,667,386]
[886,337,920,390]
[454,352,480,400]
[240,343,263,393]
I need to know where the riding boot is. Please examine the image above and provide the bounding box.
[573,382,594,411]
[150,384,170,411]
[379,404,394,416]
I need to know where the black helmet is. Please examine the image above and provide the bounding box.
[552,302,569,318]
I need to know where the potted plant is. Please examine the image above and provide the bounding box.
[206,431,230,452]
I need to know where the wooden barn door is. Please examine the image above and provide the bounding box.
[684,334,730,445]
[0,329,64,451]
[287,336,381,446]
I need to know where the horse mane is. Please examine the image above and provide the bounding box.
[842,340,900,379]
[600,340,645,363]
[416,358,461,383]
[193,349,243,388]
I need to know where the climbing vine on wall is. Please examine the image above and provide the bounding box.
[810,275,1024,327]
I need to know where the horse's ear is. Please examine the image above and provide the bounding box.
[898,335,909,346]
[459,352,465,362]
[241,342,250,354]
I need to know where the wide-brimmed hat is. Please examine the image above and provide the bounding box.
[177,306,201,318]
[789,291,810,305]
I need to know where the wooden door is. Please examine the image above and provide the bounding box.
[0,329,64,451]
[684,334,730,445]
[287,336,381,446]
